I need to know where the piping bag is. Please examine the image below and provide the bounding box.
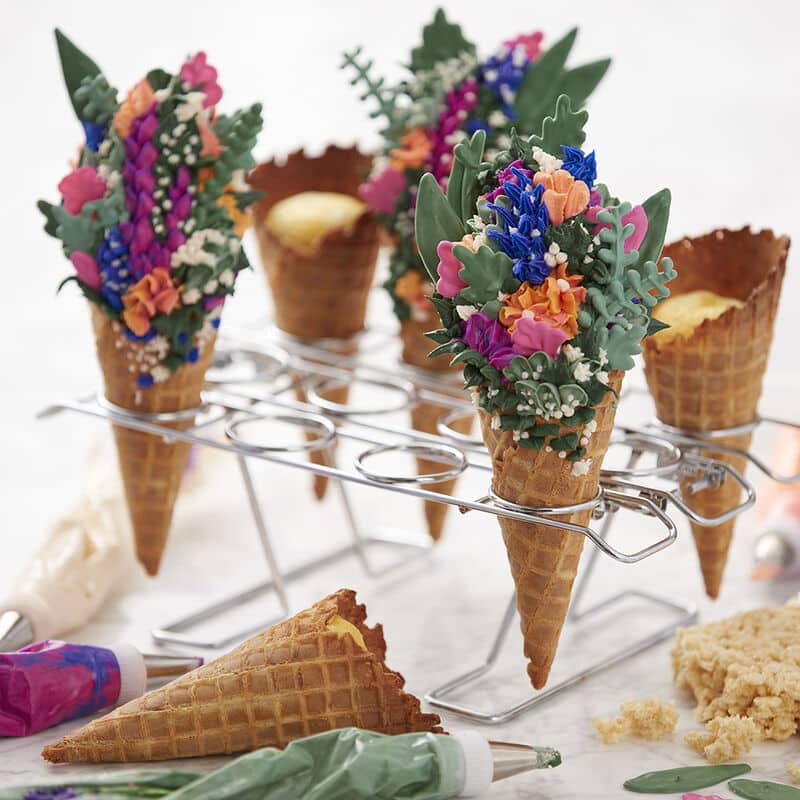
[0,640,202,737]
[2,728,559,799]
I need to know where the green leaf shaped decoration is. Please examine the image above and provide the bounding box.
[409,8,476,72]
[528,94,589,155]
[729,778,800,800]
[554,59,612,110]
[559,384,589,408]
[55,29,103,121]
[638,188,671,266]
[448,130,487,223]
[415,172,466,282]
[453,244,515,305]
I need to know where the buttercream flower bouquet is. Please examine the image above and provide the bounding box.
[415,95,675,688]
[38,30,263,575]
[344,8,610,539]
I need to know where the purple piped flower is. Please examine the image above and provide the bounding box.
[427,78,480,187]
[461,312,516,371]
[485,160,532,203]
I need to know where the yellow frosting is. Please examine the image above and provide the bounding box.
[653,290,744,344]
[265,191,366,252]
[326,614,367,651]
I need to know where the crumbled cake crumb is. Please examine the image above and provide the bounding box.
[685,715,760,763]
[593,698,679,743]
[787,762,800,783]
[672,605,800,762]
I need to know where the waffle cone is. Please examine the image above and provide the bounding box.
[401,315,474,538]
[249,146,379,341]
[643,228,789,598]
[480,372,623,689]
[90,307,216,576]
[42,589,442,763]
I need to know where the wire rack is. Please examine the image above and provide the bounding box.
[39,322,793,724]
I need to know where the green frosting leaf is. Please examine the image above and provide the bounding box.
[729,778,800,800]
[638,188,671,266]
[55,29,103,121]
[73,74,117,125]
[514,29,577,131]
[415,172,466,282]
[528,94,588,154]
[554,59,612,110]
[453,244,514,305]
[448,130,487,224]
[37,200,60,238]
[409,8,476,72]
[146,68,171,91]
[646,316,670,337]
[623,763,751,794]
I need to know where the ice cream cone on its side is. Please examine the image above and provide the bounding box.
[42,589,442,764]
[643,228,789,599]
[401,315,474,540]
[249,147,379,500]
[480,371,623,689]
[91,307,216,576]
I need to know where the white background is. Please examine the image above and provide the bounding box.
[1,1,799,793]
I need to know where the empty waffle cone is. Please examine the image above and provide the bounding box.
[91,306,216,576]
[480,372,623,689]
[643,228,789,598]
[401,315,474,540]
[249,147,379,499]
[42,589,442,763]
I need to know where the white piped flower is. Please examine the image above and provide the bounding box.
[491,416,501,430]
[175,91,206,123]
[597,370,610,385]
[562,344,584,363]
[488,110,507,127]
[598,348,609,366]
[573,362,592,383]
[571,458,593,477]
[182,288,201,305]
[218,269,235,287]
[151,365,171,383]
[531,146,563,174]
[456,305,477,321]
[203,279,219,294]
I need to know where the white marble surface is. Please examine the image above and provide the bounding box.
[3,0,800,796]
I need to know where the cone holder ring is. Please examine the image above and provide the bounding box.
[206,342,291,386]
[437,406,485,447]
[225,411,337,454]
[647,415,800,484]
[354,442,468,484]
[305,375,417,416]
[487,486,604,516]
[96,393,209,424]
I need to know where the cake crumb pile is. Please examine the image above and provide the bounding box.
[672,605,800,762]
[593,698,679,743]
[787,762,800,783]
[685,715,760,763]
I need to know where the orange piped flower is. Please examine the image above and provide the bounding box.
[198,120,222,159]
[532,169,590,225]
[122,268,180,336]
[217,190,250,238]
[389,128,434,170]
[395,270,427,305]
[499,264,586,337]
[113,79,156,139]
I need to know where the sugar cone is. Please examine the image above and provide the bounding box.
[480,372,623,689]
[401,315,474,540]
[249,147,379,499]
[42,589,442,763]
[90,307,216,576]
[643,228,789,598]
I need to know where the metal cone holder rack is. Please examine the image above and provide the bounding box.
[39,322,790,725]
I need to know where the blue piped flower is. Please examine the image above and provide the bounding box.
[97,226,133,310]
[23,789,79,800]
[487,168,552,284]
[185,347,199,363]
[465,118,490,135]
[480,45,532,117]
[124,327,156,343]
[177,332,189,346]
[211,318,221,329]
[136,373,155,388]
[561,146,597,187]
[80,119,107,152]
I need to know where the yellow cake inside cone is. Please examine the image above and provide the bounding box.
[265,191,366,253]
[652,290,744,345]
[327,614,367,650]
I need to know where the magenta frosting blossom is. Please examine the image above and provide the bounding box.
[180,52,222,107]
[587,203,649,254]
[203,295,225,311]
[510,316,569,359]
[484,160,533,203]
[503,31,544,60]
[58,166,107,215]
[164,165,193,251]
[359,166,405,215]
[435,240,469,298]
[428,78,479,187]
[461,312,516,371]
[70,252,102,290]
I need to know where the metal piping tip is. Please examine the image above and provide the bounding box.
[143,653,204,680]
[489,741,562,782]
[0,611,34,652]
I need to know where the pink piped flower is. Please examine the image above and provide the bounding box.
[203,295,225,311]
[435,240,469,298]
[587,204,649,254]
[58,167,107,215]
[359,167,405,215]
[70,252,102,290]
[180,52,222,107]
[510,316,569,359]
[503,31,544,60]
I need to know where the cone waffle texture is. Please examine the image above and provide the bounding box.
[91,307,216,576]
[400,316,474,539]
[480,372,623,689]
[42,589,442,763]
[643,228,789,598]
[249,145,379,340]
